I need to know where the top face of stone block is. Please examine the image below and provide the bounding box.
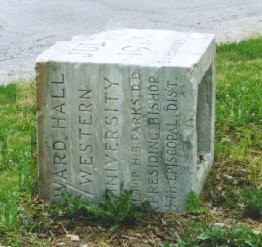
[36,29,214,68]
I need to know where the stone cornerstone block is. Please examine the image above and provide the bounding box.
[36,29,215,212]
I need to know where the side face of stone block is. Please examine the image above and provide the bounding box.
[36,29,215,212]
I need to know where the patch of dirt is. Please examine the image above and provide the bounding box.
[26,160,262,246]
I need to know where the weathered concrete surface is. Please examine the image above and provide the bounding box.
[36,29,215,212]
[1,0,262,84]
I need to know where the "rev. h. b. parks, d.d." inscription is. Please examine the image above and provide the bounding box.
[36,29,216,212]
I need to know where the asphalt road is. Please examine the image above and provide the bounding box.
[1,0,262,84]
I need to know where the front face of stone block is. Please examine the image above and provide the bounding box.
[36,29,215,212]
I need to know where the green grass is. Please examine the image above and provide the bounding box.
[217,38,262,61]
[0,37,262,246]
[0,80,39,245]
[215,38,262,161]
[201,39,262,221]
[186,191,205,214]
[53,185,151,231]
[241,187,262,220]
[162,221,262,247]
